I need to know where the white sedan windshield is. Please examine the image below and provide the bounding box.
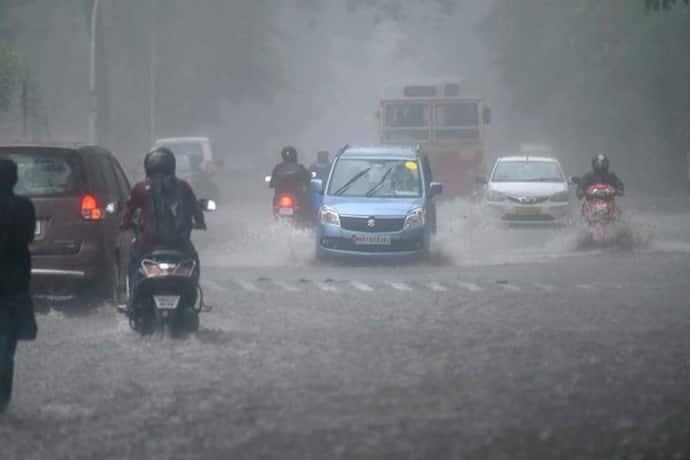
[492,161,564,183]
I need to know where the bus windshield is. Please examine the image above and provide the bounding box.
[435,102,478,127]
[384,102,429,128]
[383,102,430,142]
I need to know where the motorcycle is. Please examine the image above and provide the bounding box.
[579,182,621,243]
[126,199,216,337]
[265,174,315,227]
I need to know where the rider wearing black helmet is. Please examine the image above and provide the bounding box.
[309,150,332,180]
[269,146,311,214]
[144,147,177,177]
[122,148,206,300]
[576,154,624,199]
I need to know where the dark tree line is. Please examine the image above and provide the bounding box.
[482,0,690,191]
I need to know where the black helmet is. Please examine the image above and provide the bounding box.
[145,147,176,177]
[592,154,609,173]
[281,145,298,163]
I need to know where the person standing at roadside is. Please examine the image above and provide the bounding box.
[0,158,37,414]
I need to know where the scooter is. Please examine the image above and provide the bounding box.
[127,199,216,337]
[265,174,315,227]
[580,182,621,244]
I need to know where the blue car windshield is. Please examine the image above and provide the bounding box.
[328,158,422,198]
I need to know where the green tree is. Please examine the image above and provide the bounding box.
[0,0,33,111]
[0,44,21,111]
[646,0,689,11]
[483,0,690,192]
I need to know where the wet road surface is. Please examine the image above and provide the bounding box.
[2,191,690,459]
[2,249,690,459]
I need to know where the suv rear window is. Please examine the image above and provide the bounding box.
[0,148,85,197]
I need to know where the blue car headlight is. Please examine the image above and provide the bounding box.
[320,205,340,227]
[404,208,426,229]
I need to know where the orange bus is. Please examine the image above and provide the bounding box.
[377,81,491,196]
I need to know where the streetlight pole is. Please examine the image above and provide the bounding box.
[149,0,157,146]
[88,0,101,145]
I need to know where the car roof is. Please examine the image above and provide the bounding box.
[0,143,110,155]
[497,155,560,163]
[154,137,209,144]
[339,145,420,160]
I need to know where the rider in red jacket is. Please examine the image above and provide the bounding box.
[121,148,206,299]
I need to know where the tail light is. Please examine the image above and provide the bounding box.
[81,195,103,220]
[278,195,295,208]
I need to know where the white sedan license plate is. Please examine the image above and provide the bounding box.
[278,207,294,216]
[153,295,180,310]
[513,206,542,216]
[354,235,392,246]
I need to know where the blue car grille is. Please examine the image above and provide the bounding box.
[340,216,405,233]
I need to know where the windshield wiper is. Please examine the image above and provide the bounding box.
[365,167,393,197]
[333,168,371,196]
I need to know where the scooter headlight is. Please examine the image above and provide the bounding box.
[173,259,197,277]
[141,259,168,277]
[404,208,426,229]
[140,260,185,278]
[320,205,341,227]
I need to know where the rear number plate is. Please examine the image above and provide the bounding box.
[278,207,294,216]
[153,295,180,310]
[354,235,392,246]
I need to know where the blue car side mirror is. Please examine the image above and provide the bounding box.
[429,182,443,197]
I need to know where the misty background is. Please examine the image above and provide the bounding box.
[0,0,688,194]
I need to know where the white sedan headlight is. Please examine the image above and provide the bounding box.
[550,191,569,202]
[486,190,506,202]
[320,205,340,227]
[404,208,426,229]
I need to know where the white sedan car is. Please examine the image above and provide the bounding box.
[479,156,572,224]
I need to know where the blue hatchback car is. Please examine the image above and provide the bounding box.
[312,145,442,259]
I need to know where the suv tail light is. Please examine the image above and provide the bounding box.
[81,194,103,220]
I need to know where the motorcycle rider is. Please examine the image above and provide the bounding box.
[269,146,311,218]
[309,150,332,180]
[576,154,624,199]
[121,148,206,305]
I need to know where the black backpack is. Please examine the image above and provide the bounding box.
[147,176,193,247]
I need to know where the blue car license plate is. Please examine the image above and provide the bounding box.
[354,235,391,246]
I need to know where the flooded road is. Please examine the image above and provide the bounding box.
[3,185,690,459]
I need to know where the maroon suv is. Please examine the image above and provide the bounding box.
[0,145,132,302]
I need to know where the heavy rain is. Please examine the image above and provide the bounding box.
[1,1,689,459]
